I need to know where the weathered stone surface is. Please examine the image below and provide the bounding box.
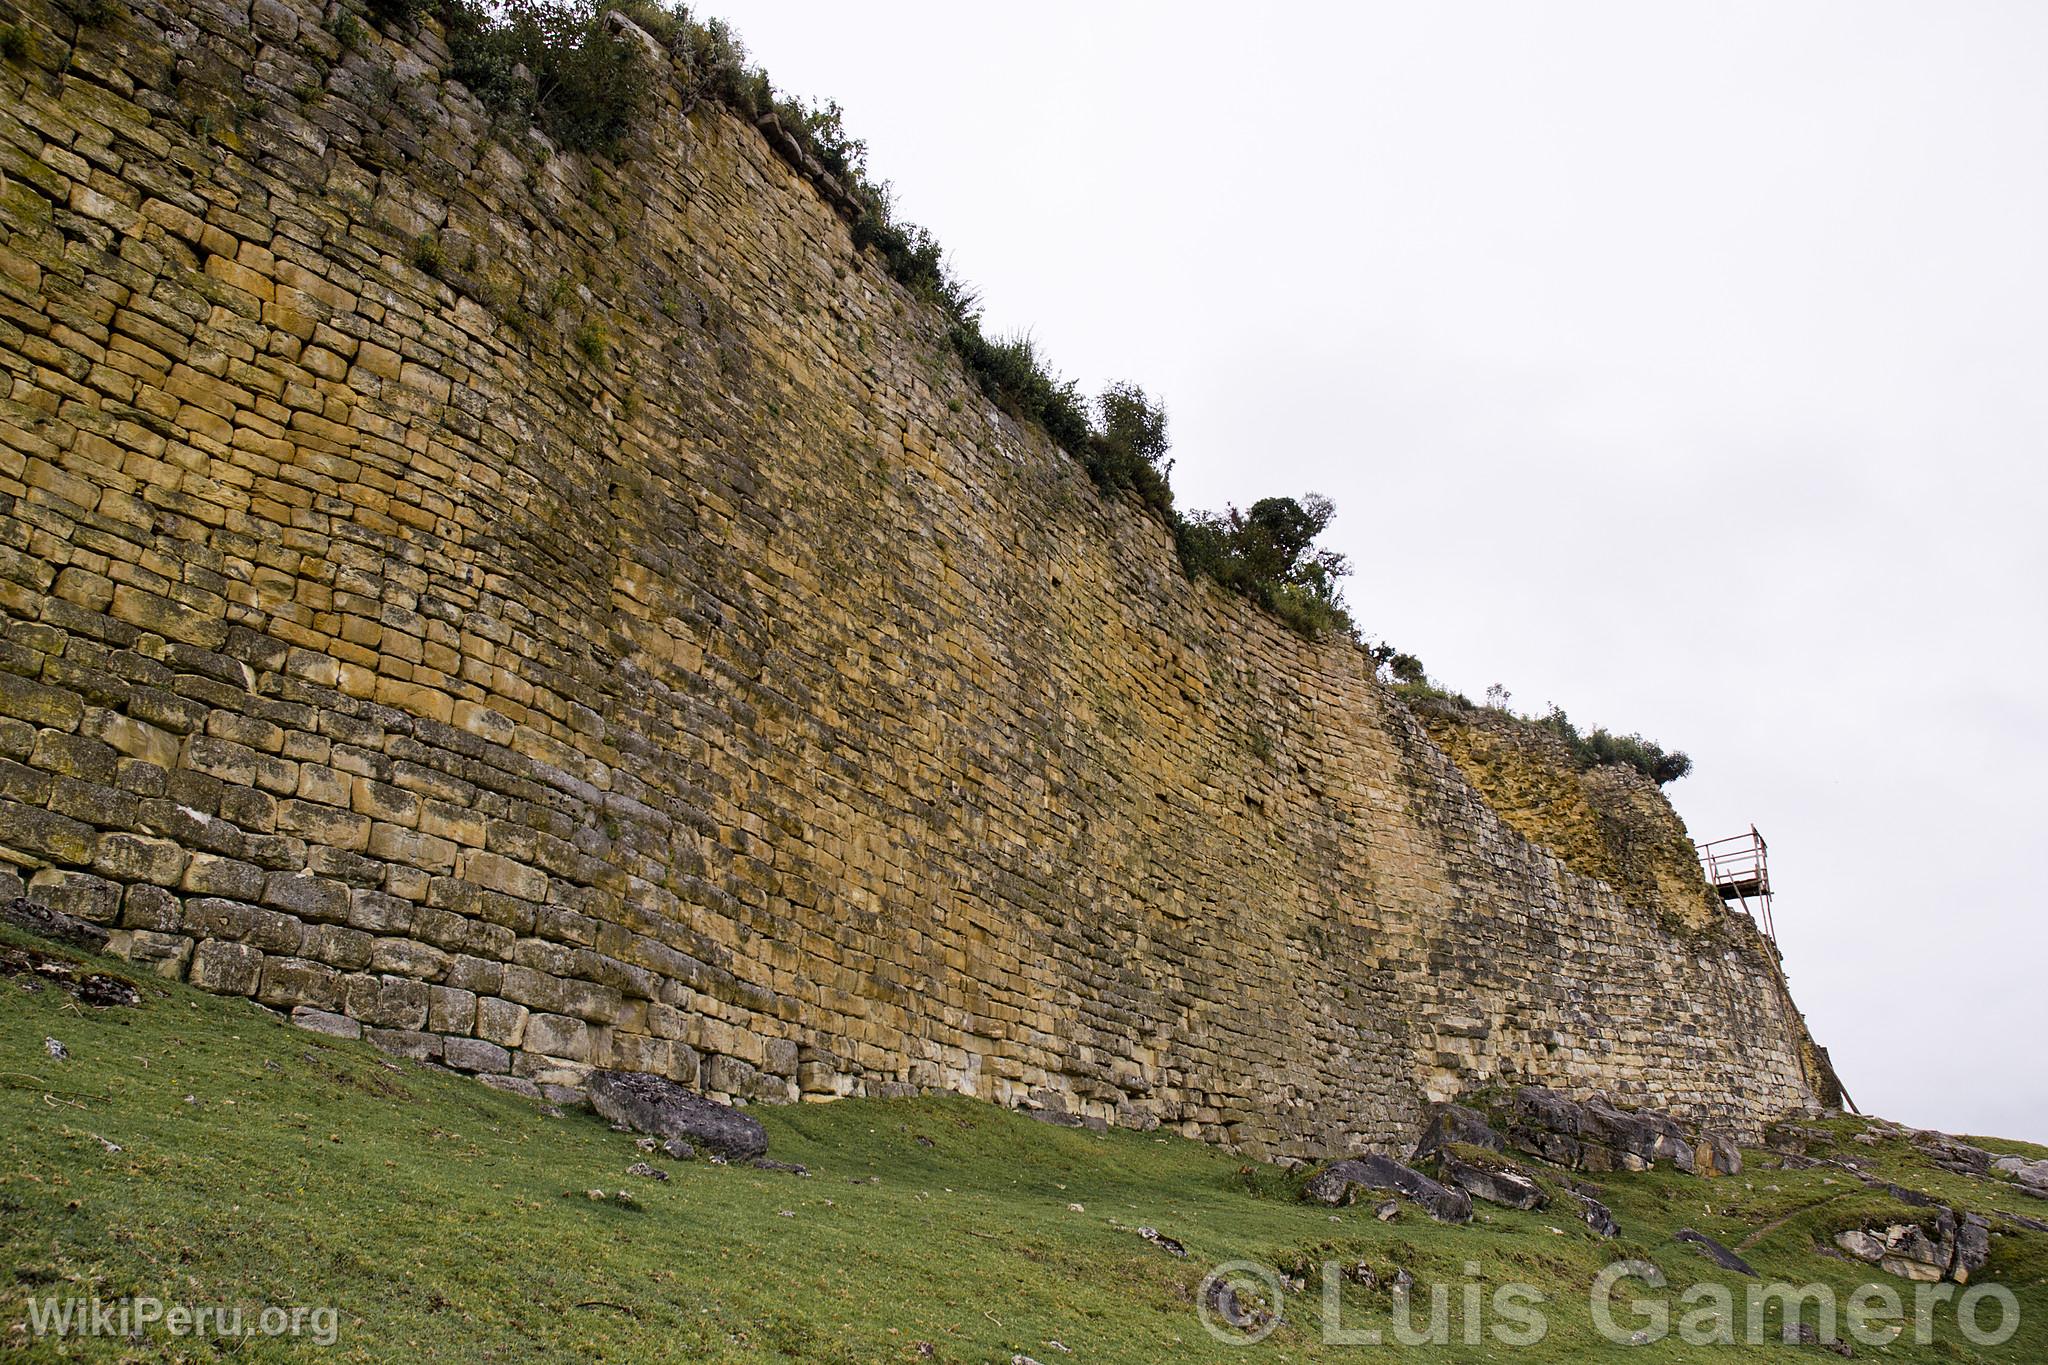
[1570,1190,1621,1239]
[291,1008,362,1040]
[1695,1128,1742,1178]
[1502,1087,1700,1175]
[1438,1153,1548,1211]
[2,896,110,951]
[0,0,1825,1151]
[189,940,263,996]
[1303,1156,1473,1224]
[1411,1103,1501,1160]
[1837,1209,1993,1284]
[585,1070,768,1160]
[443,1037,513,1074]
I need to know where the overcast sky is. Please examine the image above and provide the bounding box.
[706,1,2048,1141]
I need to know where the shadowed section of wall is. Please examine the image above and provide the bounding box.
[0,0,1818,1156]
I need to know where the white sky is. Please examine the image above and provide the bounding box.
[705,1,2048,1141]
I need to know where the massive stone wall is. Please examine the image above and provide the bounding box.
[0,0,1819,1156]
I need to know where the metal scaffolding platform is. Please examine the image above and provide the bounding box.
[1698,826,1775,941]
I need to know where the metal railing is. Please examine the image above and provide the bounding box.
[1697,826,1774,940]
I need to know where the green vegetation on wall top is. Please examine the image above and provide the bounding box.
[365,0,1690,774]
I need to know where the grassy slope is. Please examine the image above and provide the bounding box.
[2,924,2043,1363]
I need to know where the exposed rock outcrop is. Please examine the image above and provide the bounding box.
[1496,1086,1737,1177]
[1833,1209,1992,1284]
[1303,1156,1474,1224]
[1436,1152,1548,1211]
[586,1071,769,1160]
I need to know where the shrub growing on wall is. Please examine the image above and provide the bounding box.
[444,0,650,154]
[1175,495,1353,638]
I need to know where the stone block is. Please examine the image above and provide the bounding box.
[93,832,189,886]
[370,936,449,981]
[364,1027,442,1062]
[459,849,547,902]
[0,672,83,730]
[262,872,349,922]
[346,974,430,1030]
[443,1036,512,1074]
[189,939,263,996]
[119,883,182,932]
[0,799,95,864]
[28,869,122,924]
[476,997,529,1048]
[427,984,477,1033]
[523,1012,596,1062]
[291,1008,362,1040]
[260,957,345,1011]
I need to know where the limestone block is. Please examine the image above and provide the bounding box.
[190,939,263,996]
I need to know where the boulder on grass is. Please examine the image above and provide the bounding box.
[1439,1153,1548,1211]
[586,1069,768,1160]
[1675,1229,1756,1277]
[1303,1155,1472,1224]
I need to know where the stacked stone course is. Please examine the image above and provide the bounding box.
[0,0,1818,1155]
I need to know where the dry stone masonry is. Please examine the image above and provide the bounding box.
[0,0,1822,1157]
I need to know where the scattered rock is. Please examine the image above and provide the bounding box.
[1137,1226,1186,1257]
[585,1070,768,1160]
[0,944,140,1007]
[1374,1199,1400,1222]
[1675,1229,1757,1276]
[1911,1133,1992,1177]
[1835,1209,1991,1283]
[1438,1153,1548,1211]
[1302,1155,1472,1224]
[625,1162,669,1181]
[663,1137,696,1162]
[1568,1190,1621,1239]
[1695,1129,1742,1178]
[1785,1321,1855,1356]
[43,1036,67,1061]
[1202,1275,1267,1331]
[749,1158,808,1176]
[1,897,108,951]
[1862,1179,1939,1209]
[1990,1154,2048,1198]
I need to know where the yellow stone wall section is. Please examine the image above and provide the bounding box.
[0,0,1818,1155]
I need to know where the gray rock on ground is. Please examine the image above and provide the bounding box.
[1437,1153,1548,1211]
[1303,1155,1473,1224]
[1570,1190,1621,1239]
[585,1069,769,1160]
[1675,1229,1757,1277]
[1834,1208,1992,1284]
[2,896,108,951]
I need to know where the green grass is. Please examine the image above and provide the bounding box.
[2,922,2043,1361]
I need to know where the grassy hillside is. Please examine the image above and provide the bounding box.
[2,922,2042,1362]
